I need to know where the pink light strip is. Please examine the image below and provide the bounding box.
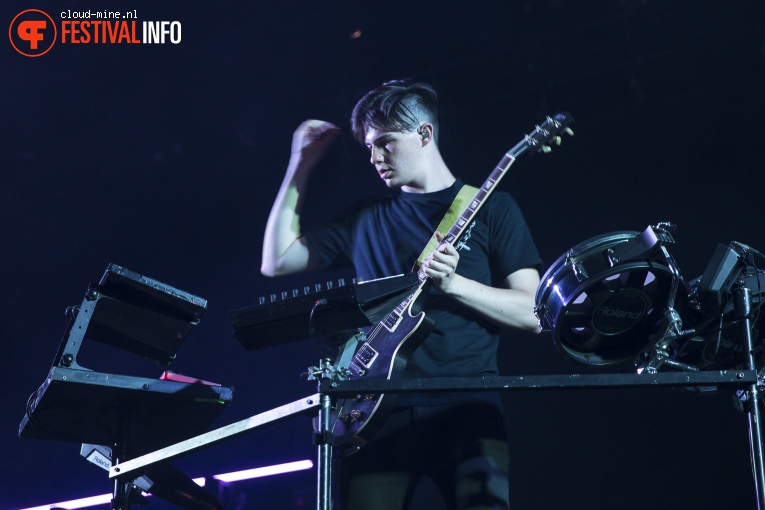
[213,459,314,482]
[17,460,312,510]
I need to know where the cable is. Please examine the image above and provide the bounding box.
[308,298,328,338]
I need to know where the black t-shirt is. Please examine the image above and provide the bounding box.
[303,179,542,406]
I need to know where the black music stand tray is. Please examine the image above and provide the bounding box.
[19,264,233,510]
[231,272,419,349]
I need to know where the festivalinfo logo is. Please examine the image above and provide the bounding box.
[9,8,182,57]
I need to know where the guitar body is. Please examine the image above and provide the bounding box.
[331,286,435,455]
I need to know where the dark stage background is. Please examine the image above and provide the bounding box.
[3,1,765,509]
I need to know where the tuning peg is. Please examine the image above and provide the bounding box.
[565,127,574,136]
[553,136,562,146]
[541,145,552,154]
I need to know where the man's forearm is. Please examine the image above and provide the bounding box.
[441,274,541,333]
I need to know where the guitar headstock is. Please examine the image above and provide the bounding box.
[521,112,574,155]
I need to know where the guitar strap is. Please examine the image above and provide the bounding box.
[415,184,479,268]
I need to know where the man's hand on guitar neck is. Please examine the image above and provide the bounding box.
[421,231,460,294]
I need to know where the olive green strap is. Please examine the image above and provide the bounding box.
[415,184,479,268]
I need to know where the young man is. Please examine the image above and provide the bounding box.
[262,80,542,509]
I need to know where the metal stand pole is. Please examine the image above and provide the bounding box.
[310,357,335,510]
[317,393,333,510]
[111,448,131,510]
[735,284,765,510]
[111,419,132,510]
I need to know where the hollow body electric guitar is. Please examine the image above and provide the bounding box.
[331,113,574,455]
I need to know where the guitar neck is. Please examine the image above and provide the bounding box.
[440,152,516,250]
[440,114,572,250]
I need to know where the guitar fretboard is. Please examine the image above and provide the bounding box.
[443,153,516,248]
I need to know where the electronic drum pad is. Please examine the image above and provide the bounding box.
[535,228,685,366]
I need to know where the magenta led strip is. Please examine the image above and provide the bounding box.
[18,459,313,510]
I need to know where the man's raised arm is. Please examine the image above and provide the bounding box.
[261,120,340,277]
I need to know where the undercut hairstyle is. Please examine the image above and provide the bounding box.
[351,79,440,144]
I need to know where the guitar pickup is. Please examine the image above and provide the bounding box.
[354,344,379,369]
[381,311,402,332]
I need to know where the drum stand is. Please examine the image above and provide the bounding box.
[735,282,765,509]
[632,264,765,508]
